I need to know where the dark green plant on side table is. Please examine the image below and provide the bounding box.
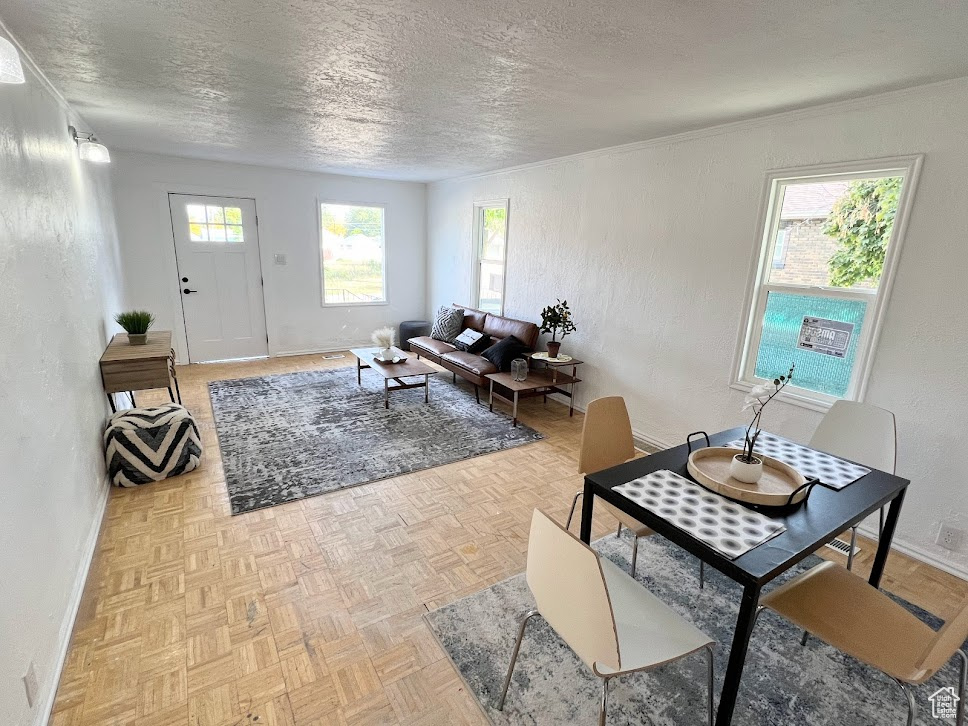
[539,299,577,358]
[115,310,155,345]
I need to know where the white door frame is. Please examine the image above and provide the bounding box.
[163,188,269,363]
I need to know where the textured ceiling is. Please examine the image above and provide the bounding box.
[4,0,968,181]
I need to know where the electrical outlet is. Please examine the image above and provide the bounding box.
[273,253,287,265]
[23,661,38,708]
[937,523,965,551]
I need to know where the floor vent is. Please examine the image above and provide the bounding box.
[321,354,345,360]
[825,537,860,558]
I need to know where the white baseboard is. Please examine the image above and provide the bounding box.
[272,342,371,358]
[36,480,110,726]
[856,523,968,581]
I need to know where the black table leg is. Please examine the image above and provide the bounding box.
[715,582,762,726]
[579,479,595,544]
[869,487,906,589]
[107,393,116,413]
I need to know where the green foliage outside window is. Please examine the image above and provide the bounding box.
[824,177,901,287]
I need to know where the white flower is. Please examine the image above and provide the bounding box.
[742,384,772,412]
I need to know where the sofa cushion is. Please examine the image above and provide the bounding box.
[441,351,498,377]
[481,335,531,372]
[453,329,492,354]
[455,304,487,332]
[431,305,464,343]
[483,314,539,348]
[409,336,456,357]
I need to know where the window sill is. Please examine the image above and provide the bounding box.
[321,301,389,309]
[730,380,835,414]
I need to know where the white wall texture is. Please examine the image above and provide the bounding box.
[111,152,427,362]
[0,64,124,724]
[427,78,968,576]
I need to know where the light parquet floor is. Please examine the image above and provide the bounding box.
[51,353,968,725]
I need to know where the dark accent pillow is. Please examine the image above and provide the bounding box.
[431,306,464,343]
[481,335,530,372]
[453,329,492,354]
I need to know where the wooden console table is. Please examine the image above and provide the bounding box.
[99,331,181,412]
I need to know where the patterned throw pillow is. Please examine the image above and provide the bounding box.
[431,306,464,343]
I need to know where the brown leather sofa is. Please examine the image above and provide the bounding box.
[408,305,539,402]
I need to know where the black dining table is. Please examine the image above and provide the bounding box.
[578,426,910,726]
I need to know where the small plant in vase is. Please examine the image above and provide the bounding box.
[115,310,155,345]
[371,327,395,360]
[731,363,795,484]
[539,299,576,359]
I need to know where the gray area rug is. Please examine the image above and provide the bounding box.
[209,367,543,514]
[427,533,959,725]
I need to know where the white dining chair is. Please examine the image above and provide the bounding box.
[810,400,897,570]
[498,509,716,725]
[566,395,706,587]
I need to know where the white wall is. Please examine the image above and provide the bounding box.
[0,53,124,726]
[111,152,426,362]
[428,78,968,576]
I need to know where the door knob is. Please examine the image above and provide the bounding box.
[181,277,188,282]
[183,288,198,294]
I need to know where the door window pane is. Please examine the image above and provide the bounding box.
[754,291,868,398]
[187,204,207,223]
[187,204,244,243]
[320,203,386,304]
[189,223,208,242]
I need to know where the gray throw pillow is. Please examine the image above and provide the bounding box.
[431,306,464,343]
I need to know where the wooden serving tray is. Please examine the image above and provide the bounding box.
[687,446,809,507]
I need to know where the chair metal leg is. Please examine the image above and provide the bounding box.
[616,523,622,538]
[957,649,967,726]
[893,679,916,726]
[566,491,583,530]
[704,643,715,726]
[598,676,610,726]
[847,525,859,570]
[699,561,705,589]
[497,609,539,711]
[800,630,809,646]
[630,536,639,576]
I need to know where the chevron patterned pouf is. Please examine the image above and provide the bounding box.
[104,404,202,487]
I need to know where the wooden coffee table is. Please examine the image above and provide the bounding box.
[486,368,580,427]
[350,347,437,409]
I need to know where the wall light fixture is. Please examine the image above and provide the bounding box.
[69,125,111,163]
[0,36,25,84]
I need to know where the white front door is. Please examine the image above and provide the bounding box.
[169,194,268,362]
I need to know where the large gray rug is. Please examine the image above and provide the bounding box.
[209,367,543,514]
[427,533,959,725]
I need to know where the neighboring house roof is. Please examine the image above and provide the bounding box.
[780,181,849,220]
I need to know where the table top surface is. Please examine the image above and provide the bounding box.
[529,353,584,366]
[100,331,173,363]
[486,368,579,390]
[585,427,910,585]
[350,347,437,378]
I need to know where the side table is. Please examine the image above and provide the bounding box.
[486,366,581,427]
[528,353,584,416]
[100,331,182,412]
